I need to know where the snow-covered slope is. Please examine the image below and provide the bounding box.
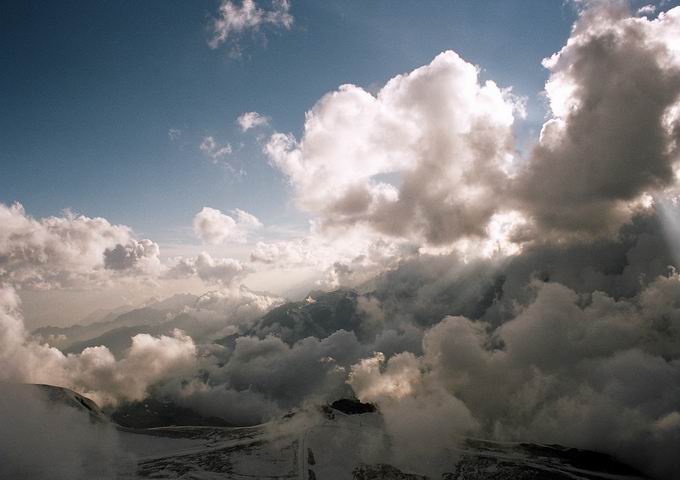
[121,405,648,480]
[11,383,109,423]
[3,385,649,480]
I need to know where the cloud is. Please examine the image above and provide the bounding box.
[167,252,250,286]
[0,386,130,479]
[237,111,270,131]
[0,201,262,293]
[66,329,197,405]
[0,284,197,406]
[4,4,680,479]
[637,4,656,15]
[199,136,232,162]
[3,203,680,478]
[171,380,279,426]
[349,351,478,476]
[265,5,680,250]
[216,329,361,409]
[155,327,365,425]
[190,286,285,336]
[265,50,521,246]
[346,270,680,479]
[103,239,162,275]
[250,238,314,265]
[514,4,680,240]
[168,128,182,141]
[193,253,250,286]
[0,202,160,289]
[193,206,262,244]
[208,0,293,50]
[249,225,420,291]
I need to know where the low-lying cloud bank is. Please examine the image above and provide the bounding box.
[2,207,680,477]
[0,386,130,479]
[351,275,680,478]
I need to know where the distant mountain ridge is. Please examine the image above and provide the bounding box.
[32,294,199,353]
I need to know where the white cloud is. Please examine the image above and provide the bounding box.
[167,252,250,286]
[264,5,680,251]
[0,284,197,406]
[103,238,162,275]
[208,0,294,50]
[192,206,262,245]
[249,222,419,290]
[0,201,263,293]
[0,202,160,289]
[265,51,520,246]
[199,136,233,162]
[348,351,477,475]
[238,111,270,131]
[637,4,656,16]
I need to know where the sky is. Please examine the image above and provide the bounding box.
[1,0,679,320]
[1,0,578,243]
[3,2,680,479]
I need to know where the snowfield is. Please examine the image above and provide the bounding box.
[119,406,648,479]
[1,384,650,480]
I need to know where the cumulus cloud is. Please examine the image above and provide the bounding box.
[167,252,250,287]
[58,329,196,406]
[193,206,262,244]
[347,271,680,479]
[210,329,361,408]
[514,4,680,240]
[193,253,249,286]
[0,201,264,294]
[237,111,270,131]
[189,286,285,337]
[151,323,365,426]
[0,285,197,406]
[103,239,162,275]
[349,351,478,476]
[265,4,680,251]
[265,50,521,246]
[0,202,160,289]
[208,0,293,50]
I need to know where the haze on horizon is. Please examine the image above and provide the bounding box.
[2,0,680,479]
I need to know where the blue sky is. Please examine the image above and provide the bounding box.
[0,0,664,246]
